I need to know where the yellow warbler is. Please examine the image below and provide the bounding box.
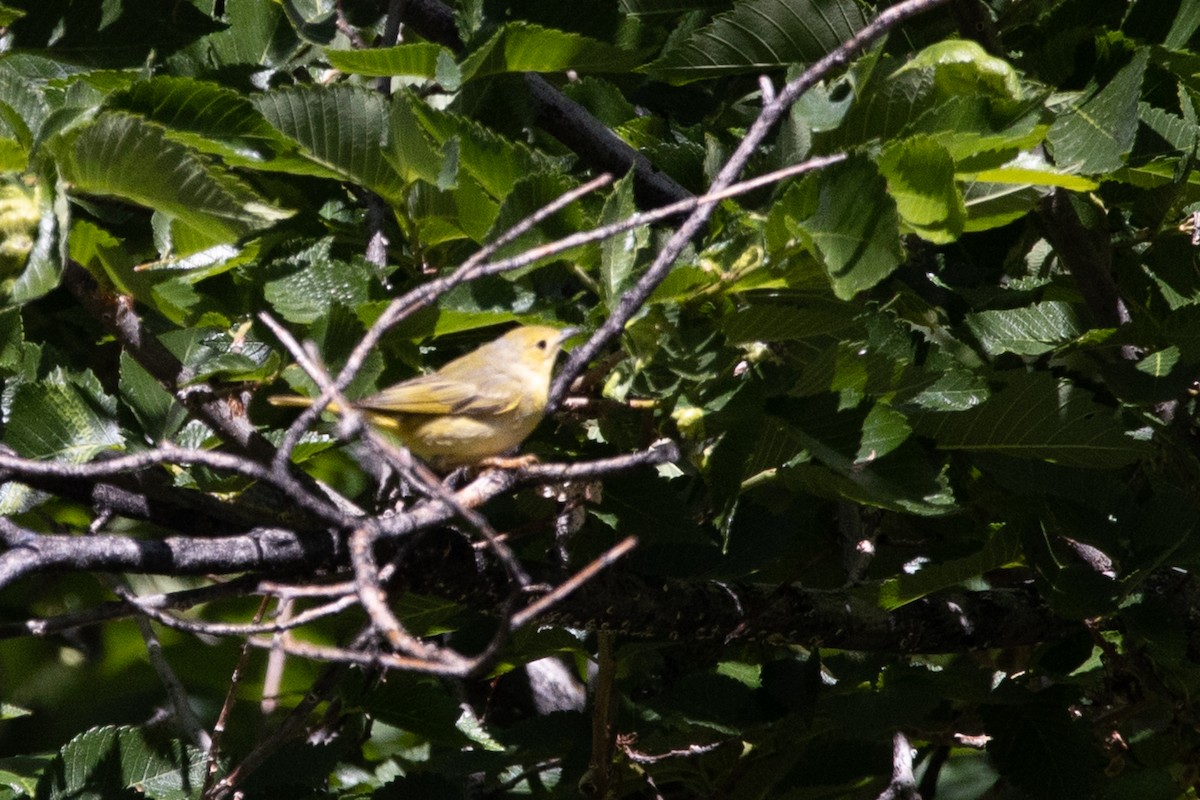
[269,325,574,468]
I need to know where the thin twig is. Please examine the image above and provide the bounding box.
[201,597,270,799]
[511,536,637,630]
[349,521,464,665]
[106,578,212,750]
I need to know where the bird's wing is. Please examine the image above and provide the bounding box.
[356,373,520,416]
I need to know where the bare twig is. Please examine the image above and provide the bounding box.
[106,577,212,750]
[201,597,269,799]
[0,445,677,589]
[510,536,637,630]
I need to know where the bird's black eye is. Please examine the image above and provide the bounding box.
[537,339,548,350]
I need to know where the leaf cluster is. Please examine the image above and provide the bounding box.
[3,0,1200,798]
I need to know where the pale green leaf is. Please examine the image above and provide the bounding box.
[878,136,965,243]
[326,43,449,78]
[459,22,639,81]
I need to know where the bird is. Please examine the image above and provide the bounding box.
[269,325,575,468]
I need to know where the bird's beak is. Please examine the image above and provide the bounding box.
[558,327,580,345]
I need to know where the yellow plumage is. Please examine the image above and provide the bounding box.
[269,325,573,468]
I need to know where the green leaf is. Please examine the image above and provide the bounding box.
[896,39,1023,108]
[907,367,990,411]
[0,308,21,371]
[53,112,289,243]
[960,175,1050,232]
[262,239,375,324]
[38,725,207,800]
[0,702,31,720]
[1165,0,1200,49]
[769,398,957,515]
[0,754,49,798]
[119,352,187,442]
[965,300,1082,356]
[459,22,640,81]
[799,156,904,299]
[278,0,336,45]
[1138,102,1198,152]
[646,0,869,84]
[599,172,646,310]
[963,164,1099,191]
[4,368,122,462]
[361,674,473,747]
[0,5,24,26]
[325,43,449,78]
[877,136,965,244]
[8,175,61,304]
[834,43,1032,150]
[861,527,1023,610]
[395,90,560,199]
[721,298,858,342]
[107,75,296,167]
[1047,48,1148,173]
[253,84,405,200]
[857,402,911,461]
[914,371,1148,468]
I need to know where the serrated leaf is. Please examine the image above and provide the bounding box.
[262,239,374,324]
[965,300,1082,356]
[1047,49,1148,173]
[857,402,911,462]
[326,42,449,78]
[1138,102,1198,153]
[108,75,295,166]
[4,368,122,462]
[459,22,639,81]
[119,351,187,442]
[646,0,869,84]
[914,371,1148,468]
[397,91,558,199]
[907,367,990,411]
[53,112,288,243]
[800,156,903,299]
[721,298,858,342]
[39,725,207,800]
[253,84,405,200]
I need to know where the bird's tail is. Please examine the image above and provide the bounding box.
[268,395,315,408]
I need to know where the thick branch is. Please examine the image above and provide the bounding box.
[63,262,278,461]
[0,444,677,588]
